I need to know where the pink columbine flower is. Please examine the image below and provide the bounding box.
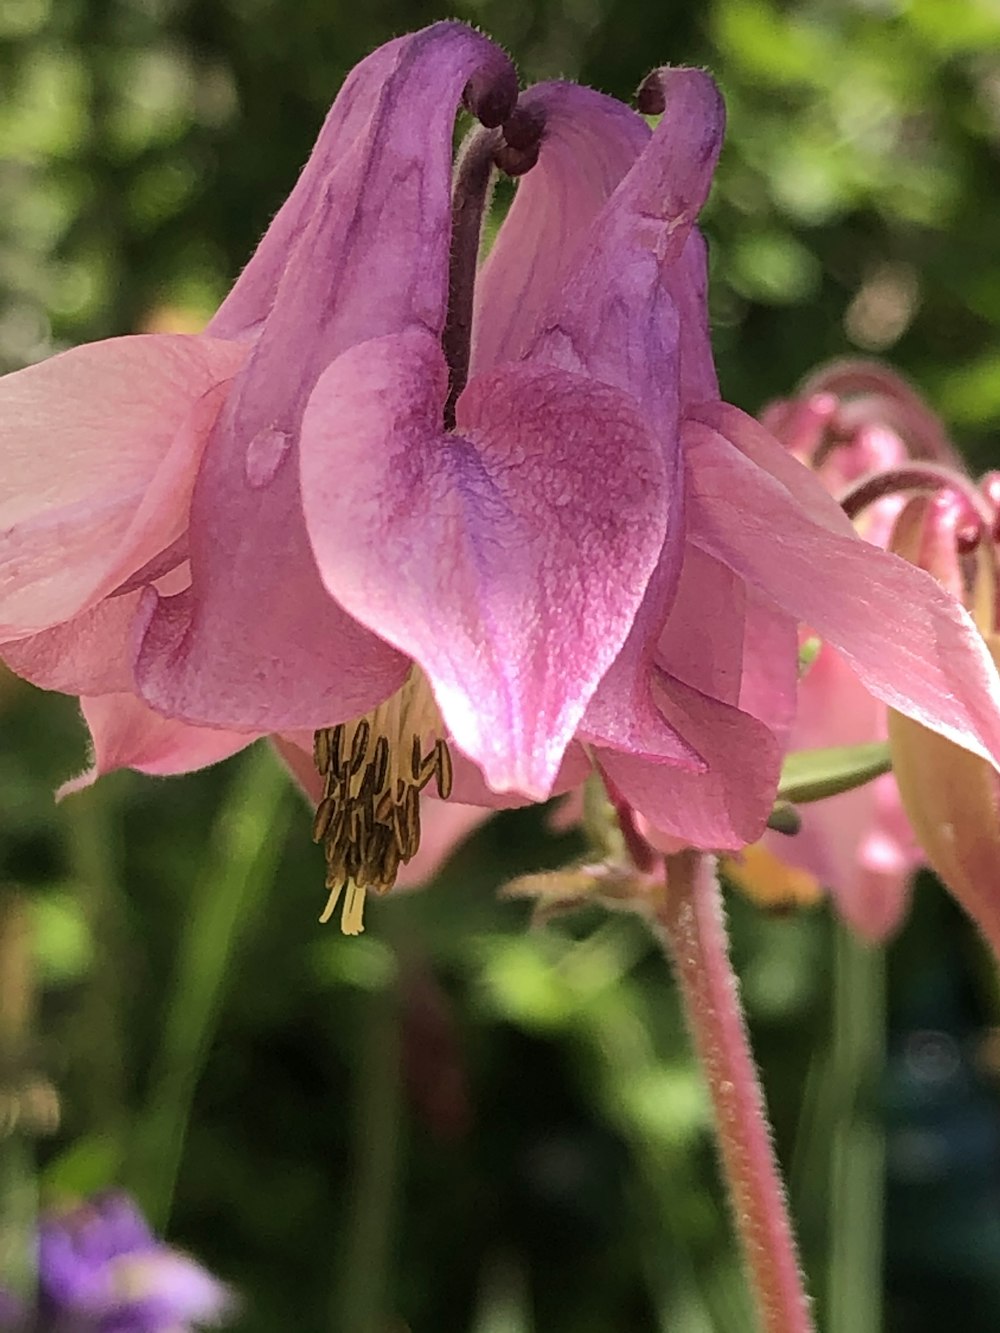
[743,366,930,938]
[3,27,1000,933]
[748,363,1000,943]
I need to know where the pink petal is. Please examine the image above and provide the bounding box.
[0,336,246,638]
[528,68,724,429]
[2,592,140,695]
[656,540,799,739]
[395,797,493,889]
[472,82,649,373]
[572,439,689,766]
[657,545,746,705]
[735,588,800,741]
[511,73,726,752]
[136,25,515,732]
[599,531,796,850]
[672,231,720,408]
[578,557,706,770]
[300,328,670,798]
[598,670,784,850]
[208,36,408,341]
[447,743,593,807]
[3,563,195,700]
[59,693,257,797]
[213,24,515,342]
[684,411,1000,770]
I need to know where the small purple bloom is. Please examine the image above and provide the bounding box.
[37,1193,232,1332]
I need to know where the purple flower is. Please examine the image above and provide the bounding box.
[36,1194,231,1332]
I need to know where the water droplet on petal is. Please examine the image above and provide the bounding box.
[245,427,292,488]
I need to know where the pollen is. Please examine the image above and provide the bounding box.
[311,670,453,934]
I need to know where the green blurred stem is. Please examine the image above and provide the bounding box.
[825,928,885,1333]
[656,852,814,1333]
[134,746,291,1229]
[336,967,403,1333]
[65,784,128,1141]
[0,892,38,1307]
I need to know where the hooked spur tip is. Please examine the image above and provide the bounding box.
[492,101,546,178]
[463,60,519,129]
[493,139,541,178]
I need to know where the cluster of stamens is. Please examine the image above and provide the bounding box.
[311,687,453,934]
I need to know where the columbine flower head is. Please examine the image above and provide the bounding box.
[36,1192,231,1332]
[4,26,1000,932]
[745,361,1000,945]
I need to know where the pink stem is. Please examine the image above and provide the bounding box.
[656,850,814,1333]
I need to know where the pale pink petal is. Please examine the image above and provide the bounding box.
[446,743,593,807]
[692,401,853,534]
[656,545,746,706]
[736,588,800,742]
[472,81,649,373]
[683,413,1000,770]
[271,732,323,804]
[598,670,784,850]
[598,532,795,850]
[578,557,706,770]
[0,336,246,638]
[656,540,799,741]
[3,563,194,700]
[136,26,515,732]
[300,329,670,799]
[395,797,492,889]
[59,693,257,796]
[1,592,139,695]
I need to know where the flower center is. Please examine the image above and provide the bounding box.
[312,671,452,934]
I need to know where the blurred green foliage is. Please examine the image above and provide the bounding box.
[3,1,1000,1330]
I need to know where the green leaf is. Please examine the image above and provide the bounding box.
[777,742,892,804]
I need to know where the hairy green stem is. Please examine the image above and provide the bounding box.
[65,784,128,1142]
